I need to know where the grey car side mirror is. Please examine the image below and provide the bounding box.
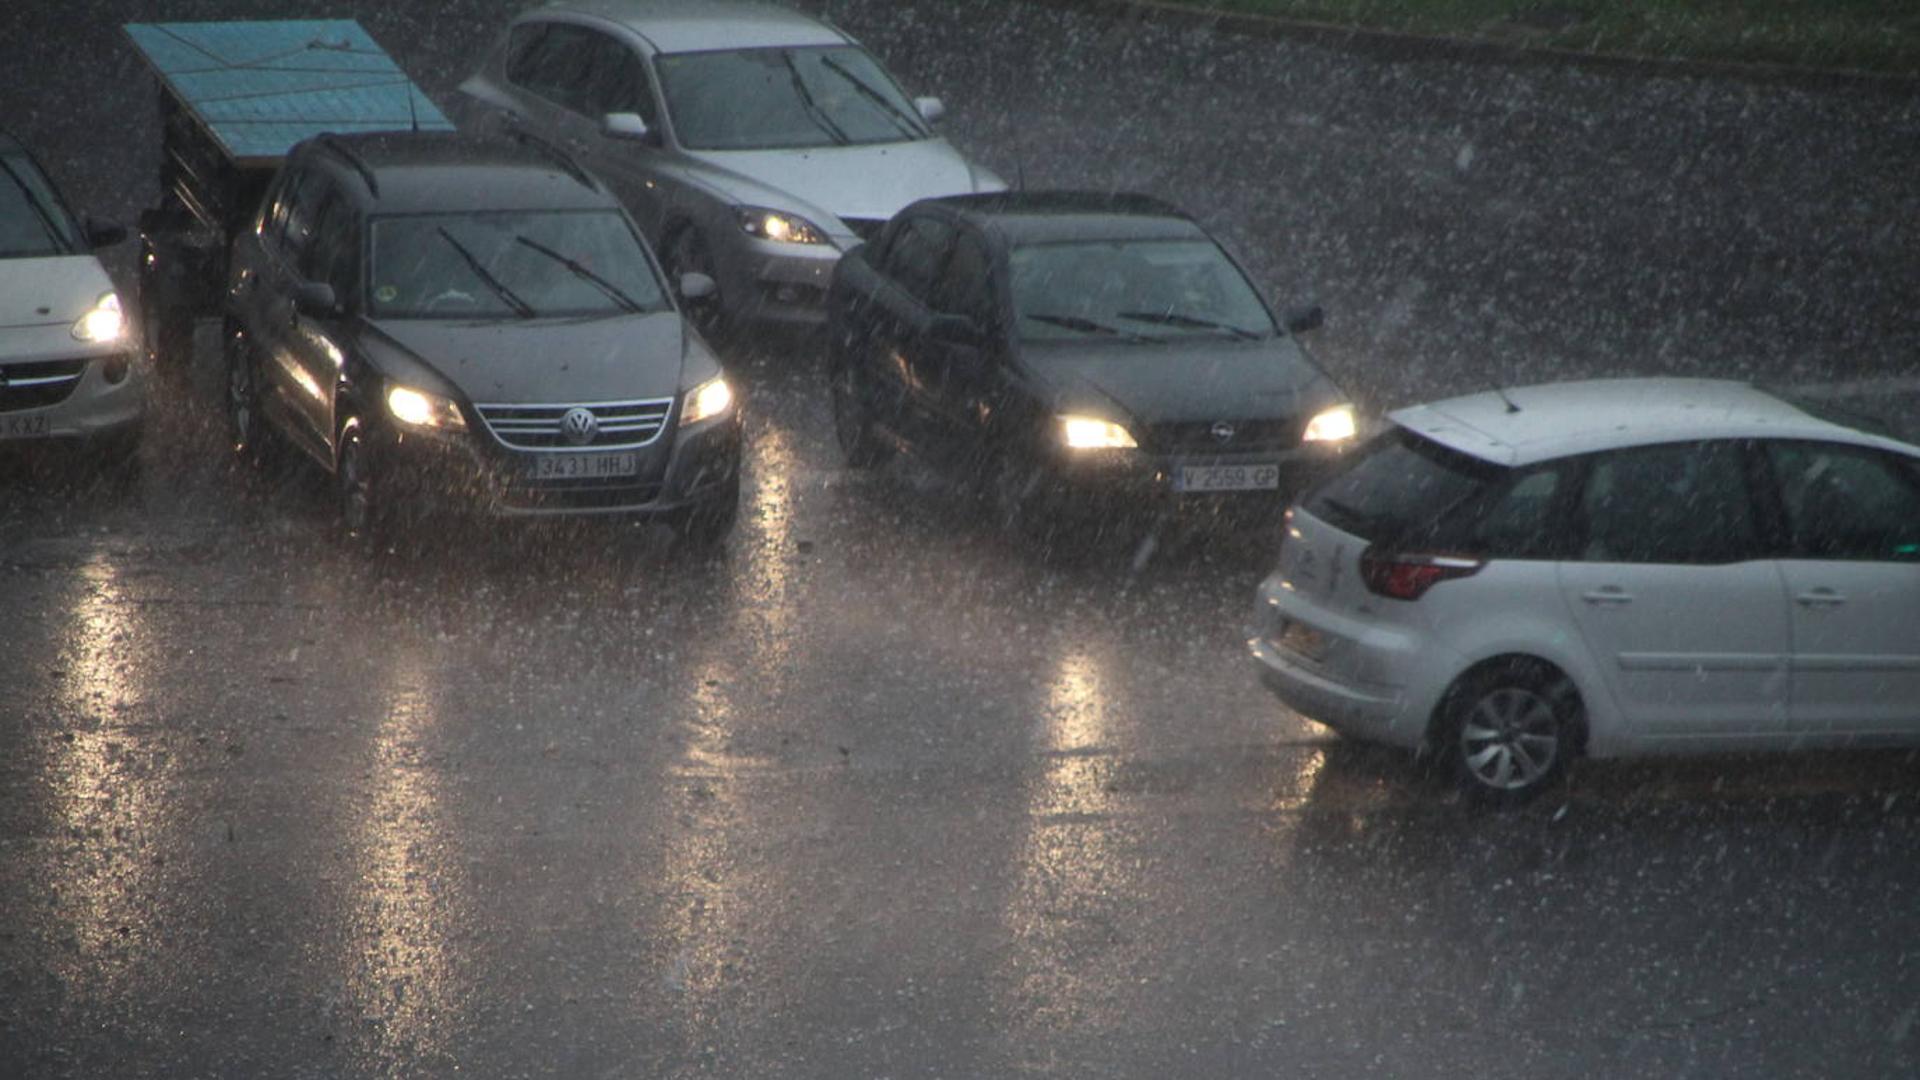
[914,97,945,123]
[678,272,717,302]
[602,112,654,143]
[292,281,339,318]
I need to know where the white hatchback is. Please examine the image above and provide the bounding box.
[1,131,142,458]
[1248,377,1920,800]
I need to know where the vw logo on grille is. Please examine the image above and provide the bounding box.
[1210,421,1237,444]
[559,407,599,446]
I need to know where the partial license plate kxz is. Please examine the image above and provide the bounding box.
[1176,462,1279,492]
[1,414,51,440]
[525,451,639,481]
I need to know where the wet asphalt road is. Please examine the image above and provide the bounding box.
[4,2,1920,1077]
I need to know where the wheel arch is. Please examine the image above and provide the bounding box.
[1426,652,1593,759]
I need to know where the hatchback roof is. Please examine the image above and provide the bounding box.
[307,131,619,214]
[1392,377,1914,466]
[528,0,848,53]
[924,191,1205,246]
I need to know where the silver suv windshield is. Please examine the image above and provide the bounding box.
[1010,238,1277,343]
[368,209,668,320]
[0,150,81,258]
[655,46,930,151]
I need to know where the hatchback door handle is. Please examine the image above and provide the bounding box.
[1796,589,1847,607]
[1582,588,1633,605]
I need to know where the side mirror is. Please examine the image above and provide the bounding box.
[83,216,127,248]
[602,111,654,143]
[678,272,717,302]
[292,280,339,318]
[1283,304,1325,335]
[913,97,946,123]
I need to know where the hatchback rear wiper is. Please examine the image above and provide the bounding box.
[1022,312,1161,343]
[435,227,535,318]
[511,235,649,314]
[1117,309,1265,340]
[818,55,928,140]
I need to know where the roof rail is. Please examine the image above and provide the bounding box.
[508,130,598,192]
[314,133,379,197]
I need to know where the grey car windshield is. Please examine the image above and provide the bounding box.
[368,210,668,320]
[0,150,81,258]
[1009,238,1277,343]
[654,46,930,150]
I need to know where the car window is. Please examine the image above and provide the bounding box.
[928,232,994,323]
[1425,463,1576,558]
[273,164,332,261]
[0,149,82,257]
[368,209,669,320]
[654,46,929,151]
[881,216,955,304]
[1008,238,1275,342]
[1305,428,1504,544]
[508,22,600,113]
[578,34,658,126]
[1577,440,1760,564]
[300,195,358,303]
[1766,441,1920,562]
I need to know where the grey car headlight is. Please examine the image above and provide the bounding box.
[681,377,735,426]
[386,384,467,431]
[736,207,828,245]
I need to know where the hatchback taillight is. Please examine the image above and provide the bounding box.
[1358,548,1484,600]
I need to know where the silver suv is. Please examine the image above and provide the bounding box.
[455,0,1004,334]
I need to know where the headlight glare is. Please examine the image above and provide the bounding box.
[681,377,734,426]
[1058,414,1137,450]
[1303,404,1357,443]
[71,292,125,343]
[736,207,827,245]
[386,384,466,431]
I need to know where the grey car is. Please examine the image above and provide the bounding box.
[454,0,1005,333]
[223,131,742,547]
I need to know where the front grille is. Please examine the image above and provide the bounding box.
[474,398,674,450]
[842,217,885,244]
[1149,417,1304,453]
[0,358,88,412]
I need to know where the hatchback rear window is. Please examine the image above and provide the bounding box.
[1304,427,1502,542]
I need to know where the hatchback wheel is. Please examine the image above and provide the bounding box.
[831,364,891,467]
[223,326,273,464]
[1441,660,1580,801]
[336,422,383,549]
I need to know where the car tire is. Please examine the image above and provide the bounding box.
[831,363,891,467]
[1438,659,1581,803]
[336,420,385,551]
[674,479,740,555]
[663,225,728,341]
[223,324,276,467]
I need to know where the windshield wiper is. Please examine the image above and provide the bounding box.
[782,52,851,146]
[1022,312,1161,343]
[434,226,535,319]
[511,235,648,314]
[817,55,928,140]
[1116,309,1265,340]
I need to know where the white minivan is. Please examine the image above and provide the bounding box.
[1,131,143,460]
[1249,378,1920,801]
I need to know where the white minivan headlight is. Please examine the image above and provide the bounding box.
[71,291,125,343]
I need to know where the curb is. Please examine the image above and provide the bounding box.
[1011,0,1920,95]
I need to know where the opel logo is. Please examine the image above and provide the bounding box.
[559,406,599,446]
[1210,421,1236,444]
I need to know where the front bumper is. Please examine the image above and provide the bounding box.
[0,345,146,447]
[713,232,846,327]
[1033,441,1345,520]
[370,409,742,521]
